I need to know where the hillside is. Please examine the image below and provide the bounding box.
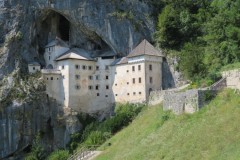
[95,89,240,160]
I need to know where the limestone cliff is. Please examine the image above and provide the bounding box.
[0,0,156,158]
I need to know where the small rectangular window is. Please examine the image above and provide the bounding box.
[139,77,141,83]
[115,94,118,96]
[96,75,99,80]
[96,66,99,70]
[149,64,152,71]
[115,84,117,86]
[97,93,100,96]
[51,77,53,80]
[139,92,142,95]
[126,70,129,73]
[96,85,99,90]
[76,85,80,90]
[127,93,130,95]
[105,95,108,97]
[133,92,136,95]
[33,67,35,70]
[82,65,86,70]
[133,78,135,84]
[150,77,153,83]
[106,75,109,80]
[75,65,79,69]
[127,82,129,85]
[49,56,51,60]
[132,66,135,72]
[106,85,109,89]
[62,65,64,69]
[88,66,92,70]
[75,75,80,80]
[138,65,141,71]
[89,76,93,80]
[88,86,92,90]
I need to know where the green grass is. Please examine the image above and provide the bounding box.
[95,89,240,160]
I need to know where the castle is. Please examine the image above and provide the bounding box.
[30,38,164,113]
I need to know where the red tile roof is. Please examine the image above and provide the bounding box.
[127,39,164,58]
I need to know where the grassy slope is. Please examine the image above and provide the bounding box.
[95,89,240,160]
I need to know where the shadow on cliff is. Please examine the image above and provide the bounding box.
[162,58,176,90]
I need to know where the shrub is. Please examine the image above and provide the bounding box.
[69,103,145,151]
[24,133,46,160]
[84,131,111,146]
[47,150,69,160]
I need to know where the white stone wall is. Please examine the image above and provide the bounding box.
[28,65,41,74]
[57,61,70,107]
[222,69,240,90]
[112,62,146,103]
[55,58,115,113]
[44,45,69,68]
[42,72,64,105]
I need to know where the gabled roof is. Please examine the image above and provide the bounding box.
[111,57,128,66]
[45,38,69,48]
[127,39,164,58]
[55,48,94,61]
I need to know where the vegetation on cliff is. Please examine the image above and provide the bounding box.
[155,0,240,84]
[96,89,240,160]
[68,103,145,153]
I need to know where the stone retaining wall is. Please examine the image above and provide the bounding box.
[163,89,216,115]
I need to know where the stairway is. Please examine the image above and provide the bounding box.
[68,146,101,160]
[209,77,226,90]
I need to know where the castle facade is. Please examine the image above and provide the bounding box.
[41,38,164,113]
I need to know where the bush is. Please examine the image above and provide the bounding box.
[84,131,111,146]
[24,133,46,160]
[47,150,69,160]
[70,103,145,150]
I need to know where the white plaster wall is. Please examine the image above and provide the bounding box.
[59,58,115,113]
[43,73,64,105]
[222,69,240,90]
[44,46,69,68]
[28,65,41,74]
[112,62,146,103]
[57,61,70,107]
[91,58,115,111]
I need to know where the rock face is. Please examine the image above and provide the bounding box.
[0,72,81,159]
[0,97,81,159]
[0,0,155,79]
[0,0,156,158]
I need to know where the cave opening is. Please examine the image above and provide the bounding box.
[58,15,70,41]
[38,10,115,57]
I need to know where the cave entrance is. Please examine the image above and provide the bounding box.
[58,15,70,41]
[39,10,71,48]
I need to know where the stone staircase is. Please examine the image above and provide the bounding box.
[68,146,101,160]
[209,77,226,90]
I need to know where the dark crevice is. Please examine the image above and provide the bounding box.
[58,15,70,41]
